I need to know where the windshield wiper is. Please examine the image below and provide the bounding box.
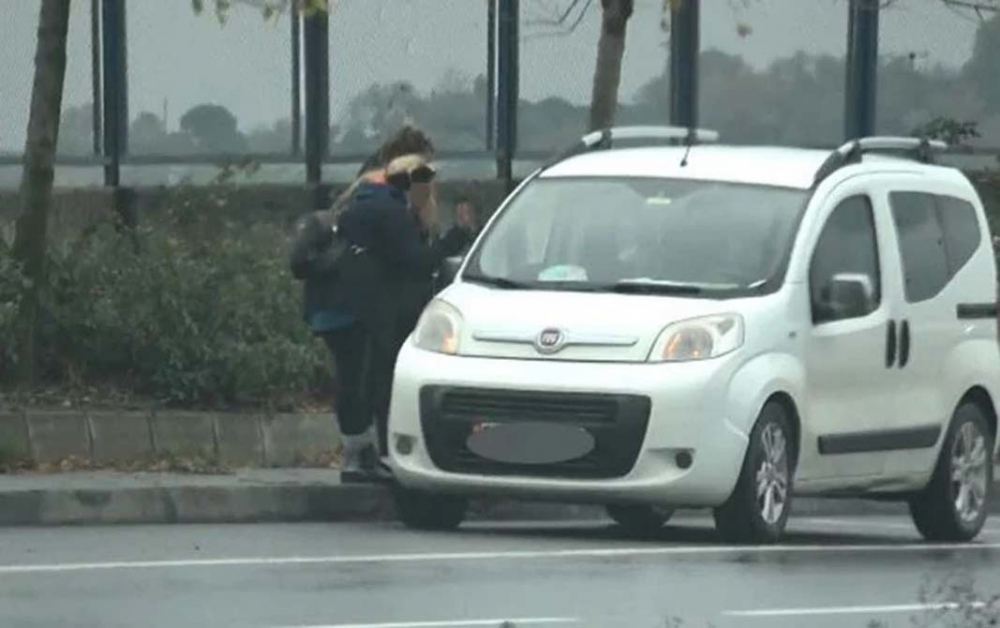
[462,272,531,290]
[609,279,704,295]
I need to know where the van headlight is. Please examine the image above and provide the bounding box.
[413,300,463,355]
[649,314,744,362]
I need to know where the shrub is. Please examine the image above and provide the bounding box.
[38,219,329,407]
[0,246,27,375]
[0,185,331,409]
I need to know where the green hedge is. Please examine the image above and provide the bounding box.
[1,208,328,408]
[0,244,26,376]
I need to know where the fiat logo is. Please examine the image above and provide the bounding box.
[534,328,566,354]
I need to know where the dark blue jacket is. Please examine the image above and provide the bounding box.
[292,182,471,333]
[337,182,471,283]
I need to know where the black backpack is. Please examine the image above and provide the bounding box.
[289,212,353,281]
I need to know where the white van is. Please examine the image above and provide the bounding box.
[388,128,1000,544]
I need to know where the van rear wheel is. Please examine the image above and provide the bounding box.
[392,486,468,531]
[910,403,994,542]
[606,505,674,535]
[713,402,795,544]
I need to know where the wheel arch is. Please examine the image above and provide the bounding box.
[764,391,802,469]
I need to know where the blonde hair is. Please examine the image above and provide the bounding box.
[321,154,433,227]
[385,153,433,178]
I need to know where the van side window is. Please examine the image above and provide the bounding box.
[810,196,881,324]
[937,196,981,276]
[888,192,977,303]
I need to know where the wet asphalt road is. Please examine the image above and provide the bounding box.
[1,514,999,628]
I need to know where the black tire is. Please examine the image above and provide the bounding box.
[910,403,994,542]
[606,505,674,535]
[392,486,468,531]
[713,402,795,544]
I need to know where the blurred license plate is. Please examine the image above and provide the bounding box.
[466,421,595,465]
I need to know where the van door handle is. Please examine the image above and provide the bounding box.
[886,320,897,368]
[899,320,911,368]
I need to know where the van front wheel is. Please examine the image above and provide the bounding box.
[606,505,674,535]
[393,486,468,531]
[713,403,795,544]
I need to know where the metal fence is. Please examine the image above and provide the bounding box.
[0,0,998,194]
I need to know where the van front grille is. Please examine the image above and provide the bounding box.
[419,387,650,479]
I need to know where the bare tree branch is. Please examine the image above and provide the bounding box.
[940,0,999,12]
[523,0,587,27]
[522,0,596,41]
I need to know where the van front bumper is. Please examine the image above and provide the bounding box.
[387,345,752,508]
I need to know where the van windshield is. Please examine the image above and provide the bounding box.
[464,177,809,298]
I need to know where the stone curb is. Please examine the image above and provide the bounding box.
[0,408,338,468]
[0,484,390,526]
[0,475,996,527]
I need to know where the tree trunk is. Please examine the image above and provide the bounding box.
[11,0,72,385]
[589,0,634,132]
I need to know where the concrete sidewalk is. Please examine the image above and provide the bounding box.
[1,469,997,526]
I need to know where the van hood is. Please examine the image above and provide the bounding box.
[440,282,736,363]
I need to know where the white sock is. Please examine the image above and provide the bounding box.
[342,426,377,453]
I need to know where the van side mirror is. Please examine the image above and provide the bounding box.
[814,273,876,323]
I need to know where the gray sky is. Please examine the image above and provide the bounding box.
[0,0,983,151]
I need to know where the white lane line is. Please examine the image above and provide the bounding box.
[725,601,988,618]
[799,517,1000,536]
[2,541,1000,575]
[463,520,607,530]
[276,617,578,628]
[798,517,917,532]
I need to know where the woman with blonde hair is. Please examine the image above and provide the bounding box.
[294,140,475,481]
[293,127,441,482]
[335,153,475,472]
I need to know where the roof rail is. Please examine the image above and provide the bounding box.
[542,125,720,170]
[813,136,949,186]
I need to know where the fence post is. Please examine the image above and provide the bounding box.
[90,0,102,156]
[486,0,496,151]
[101,0,128,187]
[844,0,879,140]
[496,0,518,186]
[290,1,302,156]
[302,11,330,209]
[303,7,330,208]
[669,0,699,128]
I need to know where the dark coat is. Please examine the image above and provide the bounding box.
[291,182,470,334]
[337,182,471,287]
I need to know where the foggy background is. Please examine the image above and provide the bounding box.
[0,0,995,185]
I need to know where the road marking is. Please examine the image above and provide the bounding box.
[1,541,999,575]
[725,601,988,618]
[463,520,606,530]
[799,517,1000,537]
[798,517,917,532]
[277,618,578,628]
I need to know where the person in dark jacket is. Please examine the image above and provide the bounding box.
[290,210,385,481]
[292,128,438,482]
[337,154,476,460]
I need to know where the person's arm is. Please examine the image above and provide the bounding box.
[377,205,472,279]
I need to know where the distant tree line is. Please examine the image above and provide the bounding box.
[55,12,1000,157]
